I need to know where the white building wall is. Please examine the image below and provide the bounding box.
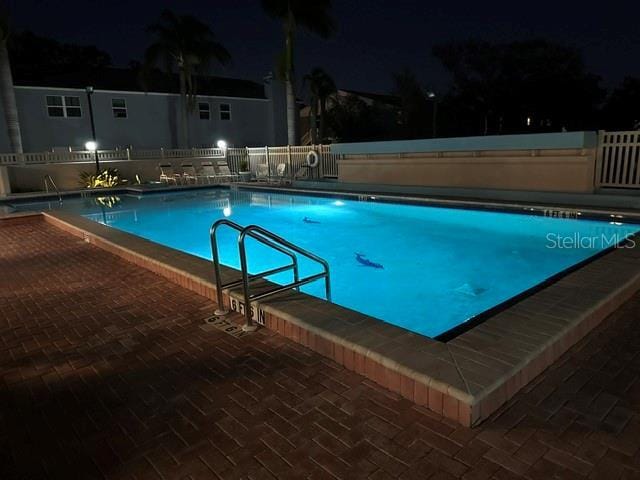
[0,83,285,152]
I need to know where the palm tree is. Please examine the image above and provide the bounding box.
[303,67,336,143]
[0,11,22,153]
[144,10,230,148]
[261,0,334,145]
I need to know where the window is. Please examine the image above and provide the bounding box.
[46,95,81,118]
[219,103,231,121]
[198,102,210,120]
[112,98,127,118]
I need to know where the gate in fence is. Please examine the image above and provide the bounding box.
[596,130,640,189]
[226,145,340,180]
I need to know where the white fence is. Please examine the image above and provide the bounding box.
[227,145,339,179]
[0,147,225,166]
[0,145,341,179]
[596,130,640,189]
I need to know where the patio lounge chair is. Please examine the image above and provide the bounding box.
[198,161,218,184]
[181,162,198,184]
[255,164,269,182]
[294,165,311,180]
[215,162,240,182]
[159,164,180,184]
[269,163,289,185]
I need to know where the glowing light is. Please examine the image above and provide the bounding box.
[85,141,98,151]
[526,117,531,126]
[223,206,232,217]
[333,200,345,206]
[217,140,227,150]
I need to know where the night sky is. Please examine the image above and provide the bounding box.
[6,0,640,94]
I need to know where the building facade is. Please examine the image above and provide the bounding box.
[0,68,288,152]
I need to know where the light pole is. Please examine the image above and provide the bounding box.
[427,91,438,138]
[85,86,100,173]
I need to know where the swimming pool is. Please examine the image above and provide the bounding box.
[13,188,639,338]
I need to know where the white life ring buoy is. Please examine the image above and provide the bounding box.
[306,150,320,168]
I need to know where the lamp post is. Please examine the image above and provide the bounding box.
[427,91,438,138]
[85,86,100,173]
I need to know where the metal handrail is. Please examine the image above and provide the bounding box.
[238,224,331,330]
[210,219,299,321]
[43,174,62,204]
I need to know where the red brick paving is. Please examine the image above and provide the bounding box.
[1,217,639,479]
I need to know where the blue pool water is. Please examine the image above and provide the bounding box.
[14,189,639,338]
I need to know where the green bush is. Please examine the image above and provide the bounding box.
[79,168,124,188]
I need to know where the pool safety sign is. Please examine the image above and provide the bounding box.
[229,297,266,326]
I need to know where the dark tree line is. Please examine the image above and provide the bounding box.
[7,31,640,143]
[433,39,606,136]
[8,31,112,81]
[326,39,640,142]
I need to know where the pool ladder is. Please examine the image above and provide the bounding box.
[210,219,331,331]
[43,174,62,205]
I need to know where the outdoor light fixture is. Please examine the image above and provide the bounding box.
[425,90,438,138]
[217,140,227,150]
[85,85,100,173]
[223,206,232,217]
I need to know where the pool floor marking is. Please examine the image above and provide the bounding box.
[229,297,266,326]
[202,315,251,338]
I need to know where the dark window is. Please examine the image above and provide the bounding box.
[220,103,231,121]
[46,95,81,118]
[112,98,127,118]
[64,96,82,117]
[199,102,210,120]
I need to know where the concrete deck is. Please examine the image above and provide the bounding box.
[2,216,640,479]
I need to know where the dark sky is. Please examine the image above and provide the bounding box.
[6,0,640,94]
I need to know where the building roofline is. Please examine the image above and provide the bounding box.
[13,85,269,102]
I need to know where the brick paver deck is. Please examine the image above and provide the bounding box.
[1,217,639,480]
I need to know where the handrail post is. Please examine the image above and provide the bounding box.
[210,220,331,332]
[324,266,331,302]
[210,223,229,316]
[238,232,258,332]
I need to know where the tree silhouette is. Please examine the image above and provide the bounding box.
[143,10,230,147]
[433,39,604,135]
[261,0,334,145]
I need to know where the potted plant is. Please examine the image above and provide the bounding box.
[238,159,251,181]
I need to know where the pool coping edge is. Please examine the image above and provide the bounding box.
[29,210,640,427]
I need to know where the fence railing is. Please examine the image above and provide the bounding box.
[596,130,640,189]
[227,145,340,179]
[0,145,340,179]
[0,147,225,166]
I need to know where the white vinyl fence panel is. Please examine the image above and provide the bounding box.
[596,130,640,188]
[0,144,341,179]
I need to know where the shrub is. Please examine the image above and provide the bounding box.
[80,168,124,188]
